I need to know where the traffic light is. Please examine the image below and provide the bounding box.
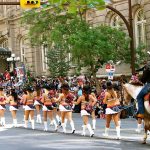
[20,0,40,9]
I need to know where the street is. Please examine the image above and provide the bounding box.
[0,108,150,149]
[0,127,150,150]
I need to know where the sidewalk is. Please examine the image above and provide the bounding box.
[3,108,150,143]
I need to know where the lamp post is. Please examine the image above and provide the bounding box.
[7,53,20,71]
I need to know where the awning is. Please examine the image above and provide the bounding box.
[0,47,11,58]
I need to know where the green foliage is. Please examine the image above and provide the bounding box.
[22,0,147,78]
[69,24,131,74]
[48,0,105,14]
[47,44,70,77]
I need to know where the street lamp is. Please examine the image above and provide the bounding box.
[7,53,20,71]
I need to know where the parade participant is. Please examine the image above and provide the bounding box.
[0,87,6,126]
[23,86,35,129]
[20,87,28,122]
[57,83,75,134]
[50,85,61,126]
[7,89,19,127]
[103,81,121,139]
[128,73,143,133]
[74,85,96,137]
[41,84,58,131]
[34,85,42,124]
[136,61,150,119]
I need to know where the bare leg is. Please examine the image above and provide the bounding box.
[43,111,48,131]
[0,109,5,126]
[103,114,112,137]
[113,113,120,139]
[11,110,17,127]
[66,112,75,133]
[29,110,35,129]
[61,112,66,133]
[24,110,30,128]
[82,115,94,137]
[91,111,96,130]
[35,105,42,123]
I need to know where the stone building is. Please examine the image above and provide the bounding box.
[0,0,149,77]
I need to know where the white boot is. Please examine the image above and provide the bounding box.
[23,115,25,122]
[87,124,94,137]
[24,120,28,128]
[70,121,75,134]
[82,125,87,136]
[135,124,142,133]
[52,120,58,131]
[13,119,17,127]
[116,126,121,139]
[64,118,67,127]
[29,115,32,123]
[44,121,48,131]
[118,120,121,127]
[1,117,5,126]
[62,123,66,133]
[56,115,61,126]
[92,119,96,130]
[103,127,109,137]
[36,114,42,124]
[31,120,35,130]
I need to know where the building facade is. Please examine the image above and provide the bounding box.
[0,0,149,76]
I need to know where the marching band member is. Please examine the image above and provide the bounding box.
[74,85,96,137]
[7,88,19,127]
[23,86,35,129]
[0,87,6,126]
[103,81,121,139]
[41,84,58,131]
[34,85,42,123]
[57,83,75,134]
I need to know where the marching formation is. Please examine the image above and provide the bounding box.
[0,61,150,143]
[0,79,123,139]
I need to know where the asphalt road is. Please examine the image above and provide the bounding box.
[0,127,150,150]
[0,106,150,149]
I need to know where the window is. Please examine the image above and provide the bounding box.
[0,39,8,48]
[135,9,146,47]
[42,45,48,71]
[110,15,121,28]
[20,38,26,63]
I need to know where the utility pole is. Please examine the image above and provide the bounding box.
[128,0,135,74]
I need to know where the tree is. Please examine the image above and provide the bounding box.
[47,43,70,77]
[69,24,131,90]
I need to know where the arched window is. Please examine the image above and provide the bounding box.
[0,39,8,48]
[135,9,146,47]
[110,15,121,28]
[19,38,26,63]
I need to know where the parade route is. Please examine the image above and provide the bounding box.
[0,126,150,150]
[0,109,150,149]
